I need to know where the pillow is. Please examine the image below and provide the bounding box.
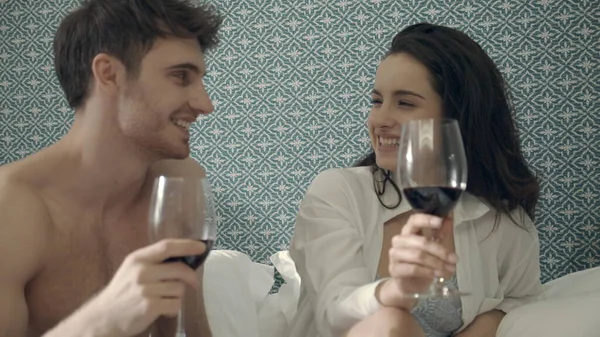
[496,292,600,337]
[270,250,301,324]
[496,267,600,337]
[255,250,303,337]
[256,293,291,337]
[203,250,276,337]
[541,266,600,299]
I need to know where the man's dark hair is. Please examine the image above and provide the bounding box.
[53,0,222,109]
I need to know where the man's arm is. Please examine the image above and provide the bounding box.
[0,182,106,337]
[0,181,50,337]
[150,157,212,336]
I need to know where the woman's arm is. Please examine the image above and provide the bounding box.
[495,208,543,313]
[291,169,386,337]
[453,310,505,337]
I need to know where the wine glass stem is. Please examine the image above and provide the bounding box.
[176,307,186,337]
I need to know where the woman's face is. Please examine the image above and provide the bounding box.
[368,52,444,172]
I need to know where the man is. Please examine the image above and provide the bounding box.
[0,0,222,336]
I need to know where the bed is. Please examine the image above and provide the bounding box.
[203,250,600,337]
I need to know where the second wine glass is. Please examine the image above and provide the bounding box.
[397,118,468,299]
[148,176,217,337]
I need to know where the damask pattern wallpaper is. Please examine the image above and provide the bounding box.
[0,0,598,283]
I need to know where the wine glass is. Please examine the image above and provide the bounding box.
[396,118,468,299]
[148,176,217,337]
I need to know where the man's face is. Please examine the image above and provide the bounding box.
[116,36,214,161]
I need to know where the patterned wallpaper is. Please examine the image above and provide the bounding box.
[0,0,598,283]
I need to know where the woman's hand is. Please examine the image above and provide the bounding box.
[376,213,457,310]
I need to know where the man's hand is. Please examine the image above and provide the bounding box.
[44,239,206,337]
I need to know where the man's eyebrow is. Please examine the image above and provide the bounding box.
[166,63,205,75]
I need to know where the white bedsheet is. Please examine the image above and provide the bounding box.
[203,250,275,337]
[203,250,600,337]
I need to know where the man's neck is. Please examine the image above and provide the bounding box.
[46,112,157,213]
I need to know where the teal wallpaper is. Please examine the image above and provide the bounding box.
[0,0,598,283]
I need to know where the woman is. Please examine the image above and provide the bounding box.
[288,23,542,337]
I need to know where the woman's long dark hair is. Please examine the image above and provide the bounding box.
[357,23,540,224]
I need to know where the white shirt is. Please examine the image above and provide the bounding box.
[288,167,543,337]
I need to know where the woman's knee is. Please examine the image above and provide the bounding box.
[345,307,424,337]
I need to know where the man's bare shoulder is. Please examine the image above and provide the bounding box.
[0,158,43,199]
[0,164,52,233]
[148,157,206,179]
[0,166,51,281]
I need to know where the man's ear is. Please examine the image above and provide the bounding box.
[90,53,126,97]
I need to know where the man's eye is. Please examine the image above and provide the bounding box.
[174,72,189,83]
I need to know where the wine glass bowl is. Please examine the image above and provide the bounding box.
[397,118,468,299]
[149,176,217,267]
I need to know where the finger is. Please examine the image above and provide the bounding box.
[391,235,458,264]
[437,217,454,239]
[130,239,206,264]
[142,281,186,299]
[388,259,454,280]
[401,214,444,236]
[140,263,200,291]
[388,261,435,279]
[389,248,455,274]
[158,298,183,318]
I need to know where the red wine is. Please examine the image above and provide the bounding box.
[163,239,214,270]
[403,187,463,217]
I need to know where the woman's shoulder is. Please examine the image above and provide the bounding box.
[459,195,538,244]
[313,165,373,178]
[301,167,379,210]
[309,166,374,191]
[467,198,539,254]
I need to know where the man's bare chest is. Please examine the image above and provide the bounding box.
[25,208,150,336]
